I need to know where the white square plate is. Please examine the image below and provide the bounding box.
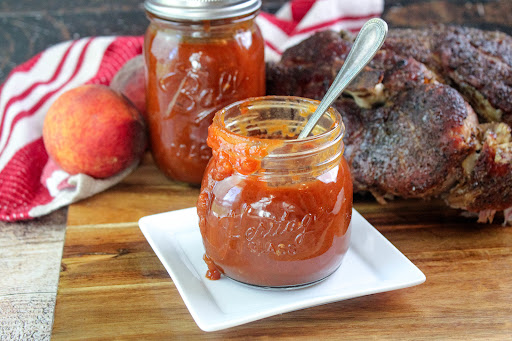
[139,207,425,332]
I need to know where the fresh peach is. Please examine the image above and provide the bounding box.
[110,55,146,118]
[43,84,147,178]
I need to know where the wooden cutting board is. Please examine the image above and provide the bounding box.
[51,153,512,340]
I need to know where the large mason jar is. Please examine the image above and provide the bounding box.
[144,0,265,184]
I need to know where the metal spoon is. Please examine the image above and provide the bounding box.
[297,18,388,139]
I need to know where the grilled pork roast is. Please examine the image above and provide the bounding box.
[266,27,512,223]
[384,25,512,125]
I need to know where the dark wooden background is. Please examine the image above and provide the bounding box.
[0,0,281,82]
[1,0,512,83]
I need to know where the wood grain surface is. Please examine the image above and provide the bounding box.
[51,154,512,340]
[0,208,67,340]
[384,0,512,34]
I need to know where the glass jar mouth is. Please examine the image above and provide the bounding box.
[212,96,345,159]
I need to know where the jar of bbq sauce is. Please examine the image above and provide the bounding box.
[143,0,265,184]
[197,96,353,288]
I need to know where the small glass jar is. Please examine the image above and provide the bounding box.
[197,96,353,288]
[144,0,265,184]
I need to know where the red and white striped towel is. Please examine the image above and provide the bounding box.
[0,0,383,222]
[257,0,383,61]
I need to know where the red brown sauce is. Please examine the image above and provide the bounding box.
[145,19,265,184]
[197,114,353,287]
[203,254,222,280]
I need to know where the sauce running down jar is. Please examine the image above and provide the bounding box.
[197,96,353,288]
[144,0,265,184]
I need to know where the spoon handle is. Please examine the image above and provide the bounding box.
[297,18,388,139]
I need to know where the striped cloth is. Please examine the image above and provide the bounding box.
[0,0,383,221]
[257,0,383,62]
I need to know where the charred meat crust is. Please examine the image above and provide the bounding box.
[266,26,512,216]
[349,83,477,199]
[446,123,512,212]
[384,25,512,125]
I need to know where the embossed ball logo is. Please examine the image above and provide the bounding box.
[159,52,242,121]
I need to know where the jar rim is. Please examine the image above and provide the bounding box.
[211,96,345,159]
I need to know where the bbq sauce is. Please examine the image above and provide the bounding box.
[197,96,353,288]
[144,0,265,184]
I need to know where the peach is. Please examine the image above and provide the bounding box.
[110,55,146,118]
[43,84,147,178]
